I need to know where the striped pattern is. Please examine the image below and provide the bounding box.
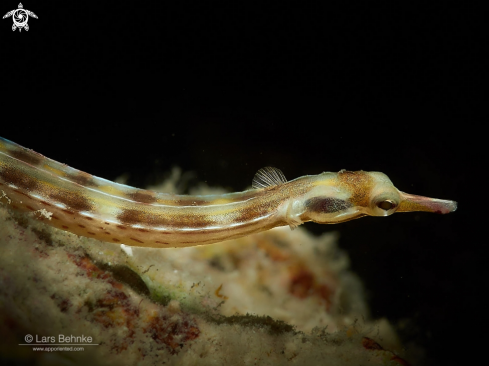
[0,137,457,248]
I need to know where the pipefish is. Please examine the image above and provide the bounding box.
[0,137,457,248]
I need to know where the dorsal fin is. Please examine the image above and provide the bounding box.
[252,167,287,189]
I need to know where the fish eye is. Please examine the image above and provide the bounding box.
[377,200,396,211]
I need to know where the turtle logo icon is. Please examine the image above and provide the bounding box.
[3,3,38,32]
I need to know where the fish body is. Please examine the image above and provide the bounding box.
[0,137,457,248]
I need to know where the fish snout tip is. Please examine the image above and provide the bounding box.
[432,199,457,214]
[398,193,458,214]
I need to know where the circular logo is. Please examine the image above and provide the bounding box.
[25,334,33,343]
[13,9,28,27]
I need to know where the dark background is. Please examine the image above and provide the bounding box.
[1,1,479,365]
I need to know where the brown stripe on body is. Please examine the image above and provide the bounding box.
[8,149,44,166]
[67,171,99,188]
[337,170,373,207]
[1,162,91,215]
[0,166,40,191]
[2,167,96,213]
[126,190,157,204]
[117,208,216,229]
[48,189,94,212]
[117,191,280,231]
[231,201,277,224]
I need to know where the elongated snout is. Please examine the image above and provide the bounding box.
[397,192,457,214]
